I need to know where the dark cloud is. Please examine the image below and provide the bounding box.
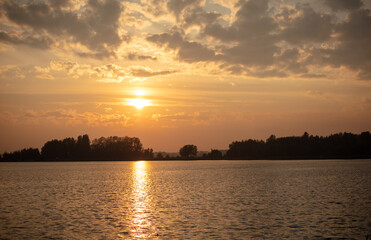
[147,0,304,75]
[249,68,287,78]
[126,53,157,61]
[324,0,364,11]
[76,50,115,59]
[204,0,281,68]
[1,0,369,80]
[205,0,277,42]
[147,31,218,62]
[0,31,53,49]
[312,8,371,80]
[276,48,308,74]
[146,0,371,80]
[143,0,167,17]
[222,37,279,67]
[279,4,334,44]
[49,0,71,9]
[182,7,221,28]
[167,0,201,16]
[147,0,281,68]
[222,64,245,75]
[233,0,277,38]
[300,73,326,79]
[1,0,124,58]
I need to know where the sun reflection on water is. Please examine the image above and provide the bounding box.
[130,161,155,238]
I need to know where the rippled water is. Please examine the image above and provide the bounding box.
[0,160,370,239]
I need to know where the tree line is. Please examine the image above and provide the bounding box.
[1,131,370,161]
[225,131,371,160]
[0,134,153,161]
[156,131,371,160]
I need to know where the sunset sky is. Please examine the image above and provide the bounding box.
[0,0,370,153]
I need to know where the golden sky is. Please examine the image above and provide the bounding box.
[0,0,370,152]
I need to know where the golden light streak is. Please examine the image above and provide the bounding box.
[130,161,157,238]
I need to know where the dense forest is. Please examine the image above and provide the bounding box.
[226,132,371,160]
[0,135,153,161]
[0,131,370,161]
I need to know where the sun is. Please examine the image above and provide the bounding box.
[125,88,152,109]
[128,98,151,109]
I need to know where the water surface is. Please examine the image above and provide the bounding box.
[0,160,370,239]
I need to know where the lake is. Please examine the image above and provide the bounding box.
[0,160,370,239]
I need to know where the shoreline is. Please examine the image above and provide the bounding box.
[1,158,371,163]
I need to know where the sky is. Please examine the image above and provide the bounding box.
[0,0,370,153]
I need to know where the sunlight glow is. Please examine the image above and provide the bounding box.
[133,89,146,96]
[128,98,151,109]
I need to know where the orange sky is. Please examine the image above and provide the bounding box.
[0,0,370,152]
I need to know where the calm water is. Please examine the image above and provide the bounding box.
[0,160,370,239]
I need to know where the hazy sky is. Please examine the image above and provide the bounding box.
[0,0,370,152]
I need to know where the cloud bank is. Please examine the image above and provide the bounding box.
[0,0,370,80]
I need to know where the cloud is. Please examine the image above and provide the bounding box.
[36,74,54,80]
[182,7,221,28]
[204,0,277,42]
[151,112,197,122]
[42,110,74,119]
[34,66,49,73]
[180,0,282,68]
[0,65,25,80]
[311,8,371,80]
[76,50,116,59]
[299,73,326,79]
[147,31,219,62]
[1,0,125,58]
[279,4,334,45]
[130,66,177,77]
[0,31,53,49]
[167,0,202,16]
[138,0,163,17]
[49,61,88,77]
[276,48,308,74]
[324,0,364,11]
[48,61,176,82]
[147,0,283,70]
[22,109,130,127]
[221,37,279,67]
[1,0,370,80]
[126,53,157,61]
[144,0,371,80]
[203,1,322,71]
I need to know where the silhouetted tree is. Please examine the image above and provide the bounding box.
[207,149,223,159]
[61,137,75,158]
[1,148,40,161]
[41,139,65,160]
[226,131,371,159]
[179,144,197,158]
[226,139,265,159]
[76,134,91,159]
[142,148,154,159]
[2,131,371,161]
[91,136,143,160]
[156,152,164,160]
